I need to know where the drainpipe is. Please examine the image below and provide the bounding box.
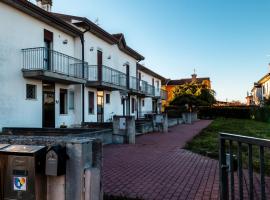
[80,34,85,124]
[80,27,91,124]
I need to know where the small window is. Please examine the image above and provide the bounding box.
[106,93,110,104]
[60,89,68,114]
[132,98,135,113]
[142,99,145,107]
[26,84,37,99]
[69,91,75,110]
[88,91,94,114]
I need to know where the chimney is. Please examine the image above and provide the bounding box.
[191,73,197,82]
[36,0,52,12]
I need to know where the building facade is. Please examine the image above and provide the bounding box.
[249,73,270,106]
[0,0,167,131]
[162,73,211,106]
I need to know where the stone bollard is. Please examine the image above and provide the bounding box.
[113,116,136,144]
[153,114,168,133]
[182,112,192,124]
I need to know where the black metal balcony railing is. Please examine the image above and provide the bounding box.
[219,133,268,200]
[22,47,87,79]
[161,89,168,100]
[147,84,155,96]
[130,76,139,90]
[87,65,127,88]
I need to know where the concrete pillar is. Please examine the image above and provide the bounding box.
[153,114,168,133]
[113,116,135,144]
[66,138,103,200]
[182,113,192,124]
[163,114,168,133]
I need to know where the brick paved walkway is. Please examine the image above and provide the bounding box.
[103,120,270,200]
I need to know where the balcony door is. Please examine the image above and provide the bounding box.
[97,91,104,122]
[44,29,53,71]
[97,50,103,82]
[43,82,55,128]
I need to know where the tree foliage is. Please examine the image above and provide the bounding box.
[169,82,216,110]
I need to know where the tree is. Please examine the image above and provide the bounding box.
[169,82,216,111]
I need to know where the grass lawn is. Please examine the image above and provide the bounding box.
[185,118,270,173]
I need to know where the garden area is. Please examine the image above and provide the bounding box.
[185,117,270,173]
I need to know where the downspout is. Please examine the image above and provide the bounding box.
[80,27,91,124]
[80,34,85,124]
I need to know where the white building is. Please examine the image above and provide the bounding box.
[0,0,167,131]
[0,0,85,131]
[250,72,270,106]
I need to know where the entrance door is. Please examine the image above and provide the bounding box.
[97,91,104,122]
[152,100,157,114]
[43,82,55,128]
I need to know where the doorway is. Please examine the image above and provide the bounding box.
[97,91,104,122]
[43,82,55,128]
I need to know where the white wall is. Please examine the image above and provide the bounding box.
[84,32,137,77]
[83,31,139,121]
[0,3,80,130]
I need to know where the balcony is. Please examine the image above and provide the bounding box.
[22,47,87,84]
[86,65,127,91]
[129,76,140,94]
[140,80,155,97]
[160,89,168,100]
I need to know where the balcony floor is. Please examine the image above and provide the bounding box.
[22,69,87,84]
[86,81,128,91]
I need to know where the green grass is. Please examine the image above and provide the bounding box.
[185,118,270,173]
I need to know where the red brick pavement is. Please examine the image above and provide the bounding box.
[103,120,269,200]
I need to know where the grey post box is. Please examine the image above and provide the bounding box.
[45,145,66,176]
[0,145,46,200]
[0,144,10,200]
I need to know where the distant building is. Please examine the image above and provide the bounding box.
[162,73,211,106]
[249,71,270,106]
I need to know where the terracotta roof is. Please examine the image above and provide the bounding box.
[2,0,82,37]
[137,63,166,81]
[166,77,210,85]
[257,73,270,84]
[53,14,144,61]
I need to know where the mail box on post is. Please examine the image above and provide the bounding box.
[0,144,11,199]
[45,145,66,176]
[0,145,46,200]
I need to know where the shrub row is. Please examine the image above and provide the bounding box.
[198,106,253,119]
[165,105,270,123]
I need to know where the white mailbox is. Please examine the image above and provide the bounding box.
[119,118,126,130]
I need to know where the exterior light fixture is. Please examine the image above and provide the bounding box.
[63,39,68,44]
[90,47,94,51]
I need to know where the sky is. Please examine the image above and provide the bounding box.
[49,0,270,102]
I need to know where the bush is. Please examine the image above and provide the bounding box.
[165,105,187,118]
[252,106,270,122]
[198,106,253,119]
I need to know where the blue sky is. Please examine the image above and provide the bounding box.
[51,0,270,102]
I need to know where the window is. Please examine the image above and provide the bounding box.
[60,89,68,114]
[88,91,94,114]
[132,98,135,113]
[69,91,75,110]
[106,93,110,104]
[26,84,37,99]
[142,99,145,107]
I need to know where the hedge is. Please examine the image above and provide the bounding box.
[252,106,270,122]
[198,106,253,119]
